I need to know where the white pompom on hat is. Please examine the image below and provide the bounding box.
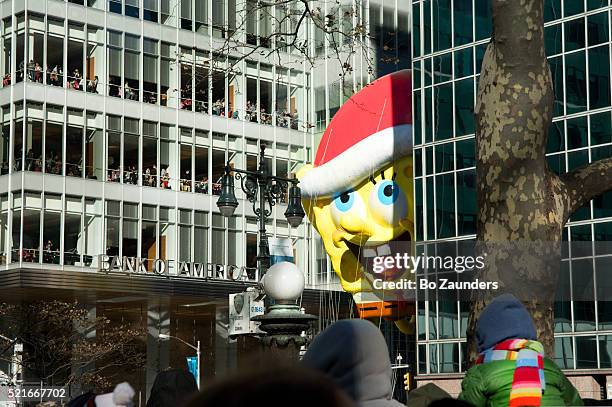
[112,382,135,406]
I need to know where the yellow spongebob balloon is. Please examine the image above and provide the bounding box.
[298,70,415,325]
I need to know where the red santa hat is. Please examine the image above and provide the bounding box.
[300,70,412,198]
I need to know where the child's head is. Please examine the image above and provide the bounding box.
[476,294,537,352]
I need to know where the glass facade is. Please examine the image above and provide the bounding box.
[413,0,612,377]
[0,1,332,287]
[1,12,310,128]
[0,102,318,282]
[0,0,414,398]
[0,0,415,293]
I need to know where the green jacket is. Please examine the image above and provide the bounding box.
[458,358,583,407]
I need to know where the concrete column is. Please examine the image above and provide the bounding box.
[214,304,238,377]
[146,299,170,399]
[70,305,96,396]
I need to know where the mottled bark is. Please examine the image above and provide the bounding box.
[467,0,612,363]
[562,157,612,214]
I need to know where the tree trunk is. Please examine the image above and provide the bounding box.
[467,0,612,363]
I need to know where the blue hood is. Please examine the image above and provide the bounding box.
[476,294,537,353]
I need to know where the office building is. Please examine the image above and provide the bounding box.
[412,0,612,399]
[0,0,416,399]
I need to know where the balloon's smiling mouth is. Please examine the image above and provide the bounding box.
[342,231,412,282]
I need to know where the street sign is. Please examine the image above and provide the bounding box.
[186,356,198,382]
[228,291,265,336]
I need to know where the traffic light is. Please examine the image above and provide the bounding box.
[403,372,411,391]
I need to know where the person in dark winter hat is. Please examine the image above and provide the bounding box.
[475,293,538,353]
[186,365,354,407]
[406,383,451,407]
[459,294,583,407]
[146,369,198,407]
[302,319,404,407]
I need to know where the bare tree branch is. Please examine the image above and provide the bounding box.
[561,157,612,214]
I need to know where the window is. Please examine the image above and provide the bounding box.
[567,116,588,150]
[180,48,193,110]
[109,0,122,15]
[212,55,226,116]
[86,26,104,94]
[45,111,63,175]
[211,214,225,264]
[195,0,208,33]
[588,45,610,110]
[124,34,140,101]
[160,124,176,189]
[124,118,139,185]
[434,83,453,140]
[25,111,43,173]
[180,142,192,192]
[108,31,122,97]
[160,42,177,107]
[125,0,139,18]
[587,12,608,46]
[455,79,474,136]
[194,142,208,194]
[85,111,104,180]
[179,209,191,262]
[142,205,156,267]
[454,0,472,46]
[47,18,64,87]
[0,194,7,264]
[123,202,138,257]
[85,198,102,267]
[0,110,7,174]
[64,196,82,265]
[2,17,11,86]
[554,337,574,369]
[105,200,120,256]
[15,14,24,84]
[181,0,192,31]
[195,50,209,112]
[67,23,85,91]
[549,56,564,117]
[26,15,44,84]
[66,113,84,177]
[161,0,176,26]
[143,38,158,104]
[565,51,587,115]
[194,211,208,264]
[143,121,158,187]
[144,0,158,22]
[457,170,476,235]
[575,336,597,369]
[212,0,225,38]
[159,206,175,270]
[565,17,585,52]
[106,131,121,185]
[21,192,42,263]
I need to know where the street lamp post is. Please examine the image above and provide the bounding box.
[216,144,314,360]
[216,144,305,278]
[158,334,201,389]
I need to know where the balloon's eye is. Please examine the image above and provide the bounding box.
[368,180,407,226]
[377,181,400,205]
[333,190,355,212]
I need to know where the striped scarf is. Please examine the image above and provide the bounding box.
[476,339,545,407]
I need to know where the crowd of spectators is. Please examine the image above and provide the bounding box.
[107,166,138,184]
[8,67,301,128]
[143,166,158,187]
[9,59,101,94]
